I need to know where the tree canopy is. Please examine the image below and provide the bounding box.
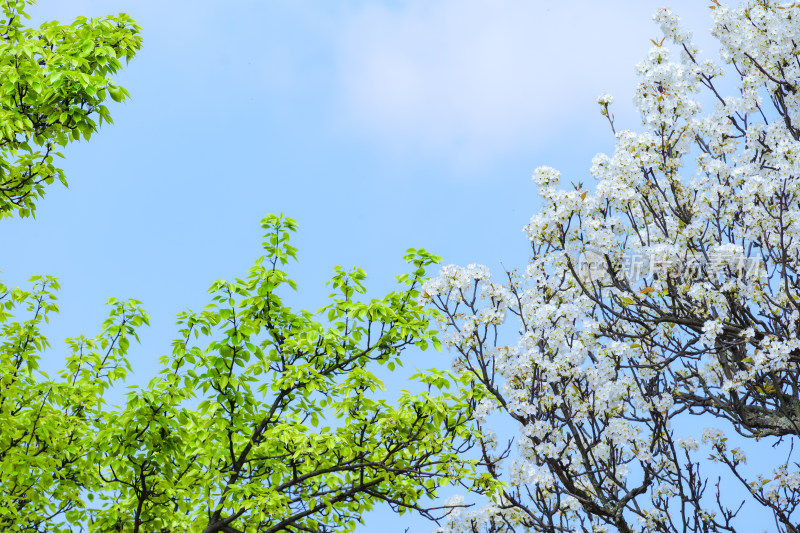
[10,0,800,532]
[2,214,485,532]
[83,215,479,533]
[0,2,484,531]
[0,0,141,219]
[424,1,800,532]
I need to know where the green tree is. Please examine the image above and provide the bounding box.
[0,1,142,529]
[0,276,147,531]
[0,3,488,530]
[89,214,480,533]
[0,0,142,219]
[2,215,483,532]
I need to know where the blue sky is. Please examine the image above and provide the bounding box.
[2,1,730,530]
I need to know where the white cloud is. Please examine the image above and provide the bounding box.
[330,0,718,164]
[27,0,721,169]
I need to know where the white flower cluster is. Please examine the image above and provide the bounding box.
[421,263,490,304]
[531,166,561,189]
[597,94,614,107]
[678,437,698,451]
[700,319,723,348]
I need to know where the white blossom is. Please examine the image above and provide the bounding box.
[427,2,800,531]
